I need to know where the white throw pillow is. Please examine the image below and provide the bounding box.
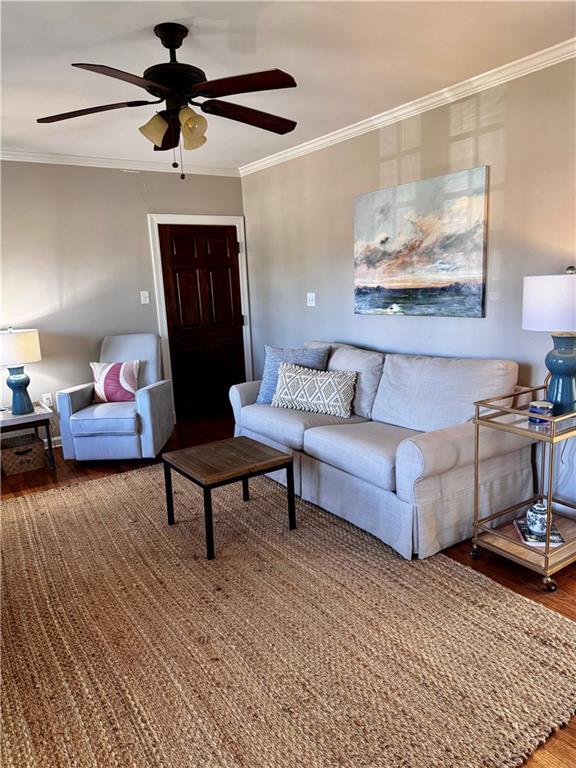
[272,363,357,418]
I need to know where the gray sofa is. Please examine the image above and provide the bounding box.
[229,342,534,560]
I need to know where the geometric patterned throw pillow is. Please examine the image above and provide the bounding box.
[90,360,139,403]
[272,363,357,418]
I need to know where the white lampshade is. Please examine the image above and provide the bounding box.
[0,328,42,366]
[522,274,576,332]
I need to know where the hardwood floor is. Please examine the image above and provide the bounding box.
[1,415,234,500]
[2,417,574,767]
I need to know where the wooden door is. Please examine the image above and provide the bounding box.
[159,224,246,419]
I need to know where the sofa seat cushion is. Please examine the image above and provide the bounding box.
[239,404,367,450]
[303,421,421,491]
[70,402,140,436]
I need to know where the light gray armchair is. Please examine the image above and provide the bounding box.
[57,333,175,461]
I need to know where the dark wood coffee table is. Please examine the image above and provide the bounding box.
[162,436,296,559]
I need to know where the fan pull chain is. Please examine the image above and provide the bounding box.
[179,140,185,180]
[171,146,178,169]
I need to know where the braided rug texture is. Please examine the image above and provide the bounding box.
[1,466,575,768]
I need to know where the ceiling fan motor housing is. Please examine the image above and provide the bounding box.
[142,63,207,100]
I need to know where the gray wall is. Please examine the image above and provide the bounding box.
[1,162,243,407]
[242,60,576,499]
[242,60,576,387]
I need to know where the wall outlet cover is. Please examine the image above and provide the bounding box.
[306,292,316,307]
[41,393,53,407]
[140,290,150,305]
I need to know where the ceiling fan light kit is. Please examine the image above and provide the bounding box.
[37,21,297,179]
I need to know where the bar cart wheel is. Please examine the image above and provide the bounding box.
[471,545,480,560]
[543,577,557,592]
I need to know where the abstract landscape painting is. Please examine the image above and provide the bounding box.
[354,166,488,317]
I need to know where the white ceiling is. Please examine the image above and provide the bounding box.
[2,1,575,174]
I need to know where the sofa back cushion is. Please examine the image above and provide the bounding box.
[257,345,330,404]
[371,354,518,431]
[327,346,385,418]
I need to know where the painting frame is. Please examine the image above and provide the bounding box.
[354,166,489,318]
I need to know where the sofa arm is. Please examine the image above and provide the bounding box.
[56,383,94,460]
[229,381,261,424]
[395,421,534,504]
[136,380,175,458]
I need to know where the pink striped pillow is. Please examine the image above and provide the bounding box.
[90,360,139,403]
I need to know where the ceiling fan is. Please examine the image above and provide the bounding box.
[37,22,297,166]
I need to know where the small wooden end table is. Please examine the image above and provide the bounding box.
[162,436,296,559]
[0,402,56,471]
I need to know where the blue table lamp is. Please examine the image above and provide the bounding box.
[522,270,576,415]
[0,328,42,415]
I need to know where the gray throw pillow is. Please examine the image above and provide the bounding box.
[257,345,330,404]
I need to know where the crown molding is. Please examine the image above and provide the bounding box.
[239,37,576,177]
[2,38,573,179]
[0,149,240,177]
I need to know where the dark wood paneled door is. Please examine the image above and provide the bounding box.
[159,224,246,419]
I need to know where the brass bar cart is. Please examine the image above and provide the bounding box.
[472,384,576,592]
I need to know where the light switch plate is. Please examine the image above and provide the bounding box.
[306,292,316,307]
[140,290,150,305]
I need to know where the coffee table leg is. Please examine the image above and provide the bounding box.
[286,462,296,530]
[242,477,250,502]
[164,462,175,525]
[203,488,215,560]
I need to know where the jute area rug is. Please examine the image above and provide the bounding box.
[2,467,575,768]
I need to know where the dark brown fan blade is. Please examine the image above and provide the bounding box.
[153,113,180,151]
[37,99,162,124]
[191,69,296,98]
[201,99,296,135]
[72,63,170,95]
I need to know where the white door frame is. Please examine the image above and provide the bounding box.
[147,214,254,390]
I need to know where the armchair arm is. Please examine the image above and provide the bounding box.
[395,422,534,504]
[136,380,175,458]
[56,383,94,460]
[229,380,261,424]
[57,382,94,415]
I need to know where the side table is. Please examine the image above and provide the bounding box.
[0,402,56,471]
[162,436,296,560]
[472,384,576,592]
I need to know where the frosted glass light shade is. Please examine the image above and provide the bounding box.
[0,329,42,366]
[178,107,207,138]
[181,126,207,150]
[522,275,576,332]
[139,113,169,145]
